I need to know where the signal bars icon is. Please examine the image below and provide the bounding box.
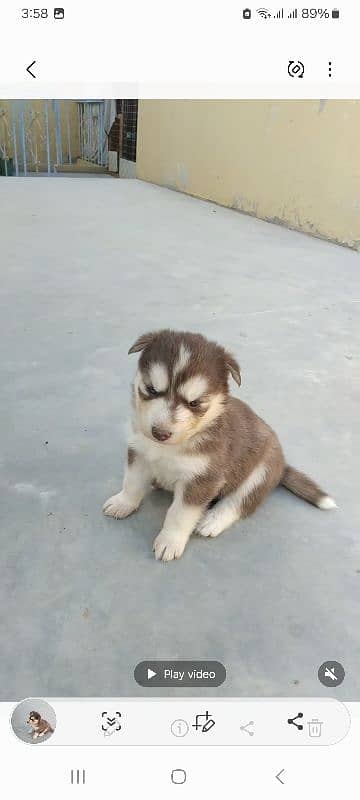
[288,7,298,17]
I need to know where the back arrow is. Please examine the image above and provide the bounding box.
[276,769,285,785]
[26,60,36,78]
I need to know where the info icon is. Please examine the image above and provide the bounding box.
[54,7,65,19]
[318,661,345,688]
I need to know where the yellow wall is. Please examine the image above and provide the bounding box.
[0,100,80,170]
[137,100,360,248]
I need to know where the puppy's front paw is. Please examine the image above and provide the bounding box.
[153,530,188,562]
[196,508,225,538]
[103,492,138,519]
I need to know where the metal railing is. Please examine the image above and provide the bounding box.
[0,100,108,176]
[78,101,107,166]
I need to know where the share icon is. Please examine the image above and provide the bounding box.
[287,712,304,731]
[240,720,255,736]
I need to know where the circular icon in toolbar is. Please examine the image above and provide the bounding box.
[171,719,190,737]
[11,698,56,744]
[318,661,345,687]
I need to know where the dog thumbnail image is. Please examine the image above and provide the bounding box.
[27,711,54,740]
[11,698,56,744]
[103,329,336,562]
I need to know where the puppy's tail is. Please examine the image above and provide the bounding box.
[280,465,337,510]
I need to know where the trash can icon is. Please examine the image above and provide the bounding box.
[308,719,323,738]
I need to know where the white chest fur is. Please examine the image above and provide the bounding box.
[129,430,209,491]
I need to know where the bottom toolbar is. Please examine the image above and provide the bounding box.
[4,698,350,747]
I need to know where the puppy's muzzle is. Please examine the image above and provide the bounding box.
[151,425,172,442]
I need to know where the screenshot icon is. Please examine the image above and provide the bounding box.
[0,0,359,793]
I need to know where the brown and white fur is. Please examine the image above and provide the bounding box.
[27,711,53,739]
[103,330,336,562]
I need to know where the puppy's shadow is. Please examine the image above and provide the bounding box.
[123,488,169,557]
[127,486,172,547]
[146,486,172,516]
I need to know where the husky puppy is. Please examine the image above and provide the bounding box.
[103,330,336,561]
[27,711,54,739]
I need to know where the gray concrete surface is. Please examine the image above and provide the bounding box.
[0,176,359,701]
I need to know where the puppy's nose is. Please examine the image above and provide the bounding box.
[152,425,172,442]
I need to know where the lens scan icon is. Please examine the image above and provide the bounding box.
[101,711,122,737]
[11,699,56,744]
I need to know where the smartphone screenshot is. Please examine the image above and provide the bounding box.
[0,0,359,796]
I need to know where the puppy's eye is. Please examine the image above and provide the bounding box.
[146,385,159,397]
[189,399,200,408]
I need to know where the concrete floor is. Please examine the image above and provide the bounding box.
[0,176,359,701]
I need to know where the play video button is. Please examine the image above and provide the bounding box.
[147,668,157,680]
[134,660,226,688]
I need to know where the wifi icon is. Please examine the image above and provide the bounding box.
[257,7,272,17]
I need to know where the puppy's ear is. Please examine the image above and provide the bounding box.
[128,331,158,355]
[225,351,241,386]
